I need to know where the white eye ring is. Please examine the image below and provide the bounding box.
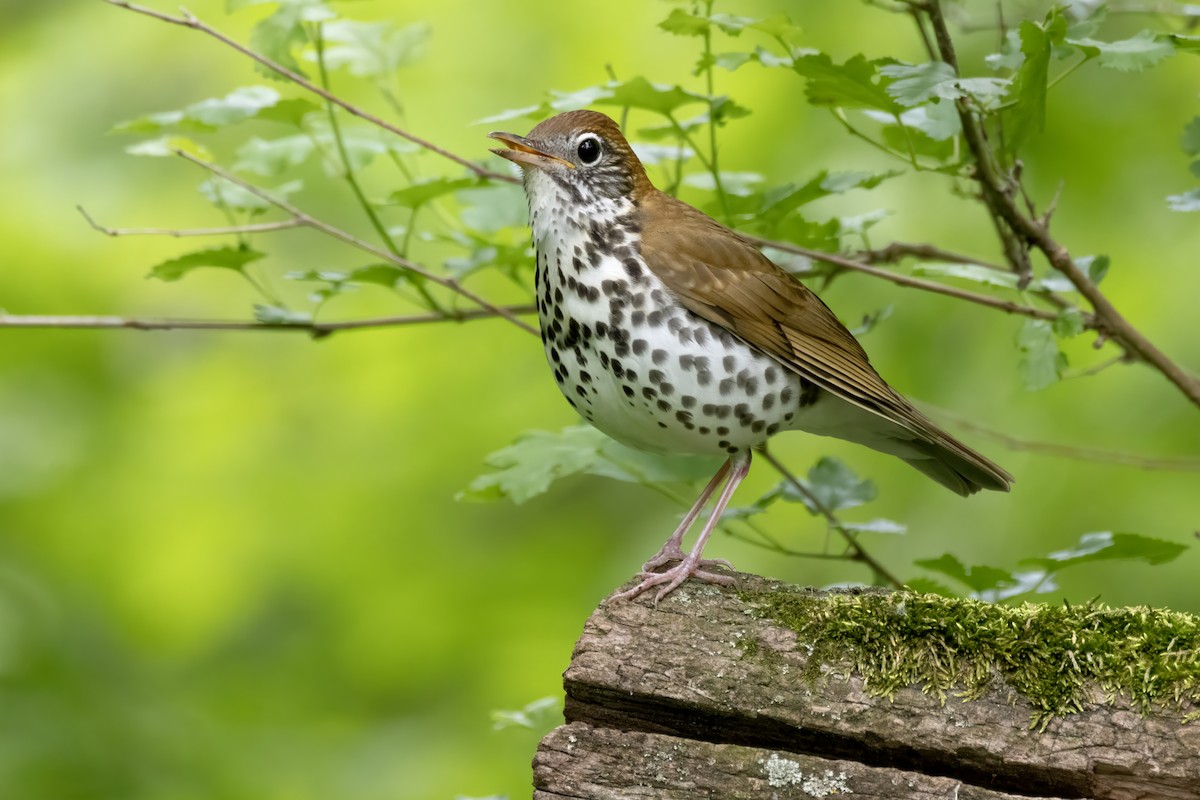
[576,134,603,165]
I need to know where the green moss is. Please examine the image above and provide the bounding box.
[739,586,1200,729]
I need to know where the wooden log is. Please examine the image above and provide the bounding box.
[533,574,1200,800]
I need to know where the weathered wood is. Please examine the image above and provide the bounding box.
[533,574,1200,800]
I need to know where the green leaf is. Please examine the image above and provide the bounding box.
[682,171,763,196]
[903,577,958,597]
[491,696,560,732]
[598,77,709,116]
[199,178,302,215]
[1167,188,1200,211]
[1181,116,1200,156]
[658,8,710,36]
[388,177,481,208]
[234,136,316,176]
[148,246,265,282]
[911,262,1022,290]
[1067,30,1175,72]
[256,97,322,127]
[248,0,334,79]
[253,304,312,324]
[1005,20,1053,153]
[1023,531,1188,572]
[315,20,429,79]
[1016,319,1066,391]
[113,87,283,133]
[1080,254,1109,285]
[914,553,1019,595]
[793,53,901,113]
[880,62,961,107]
[459,426,719,504]
[1052,308,1086,338]
[841,518,907,535]
[751,15,803,43]
[124,136,213,160]
[792,456,877,513]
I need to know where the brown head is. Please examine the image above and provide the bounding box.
[489,110,654,204]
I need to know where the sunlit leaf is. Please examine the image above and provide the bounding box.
[199,178,302,215]
[113,87,283,133]
[842,518,907,535]
[1167,188,1200,211]
[148,246,265,282]
[658,8,710,36]
[124,136,213,160]
[1068,30,1175,72]
[1023,531,1188,572]
[880,61,961,107]
[234,135,316,176]
[911,262,1021,289]
[253,304,312,324]
[315,20,430,78]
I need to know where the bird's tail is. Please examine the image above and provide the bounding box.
[899,433,1012,497]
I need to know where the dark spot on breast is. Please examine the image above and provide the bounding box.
[723,356,736,372]
[623,259,643,280]
[681,395,696,409]
[800,378,821,407]
[656,399,671,412]
[622,385,635,398]
[659,383,674,397]
[649,370,665,385]
[652,349,668,365]
[642,386,657,400]
[632,339,648,355]
[750,420,765,434]
[718,379,734,396]
[697,370,712,386]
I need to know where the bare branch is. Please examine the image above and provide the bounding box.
[759,447,906,590]
[921,403,1200,472]
[0,305,536,337]
[101,0,518,185]
[923,0,1200,408]
[750,234,1072,325]
[173,149,538,335]
[79,205,303,237]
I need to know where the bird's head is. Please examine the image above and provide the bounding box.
[489,110,651,205]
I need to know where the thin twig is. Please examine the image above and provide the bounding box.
[919,402,1200,471]
[0,306,536,336]
[923,0,1200,408]
[750,235,1074,325]
[173,149,538,335]
[759,447,906,590]
[78,206,304,237]
[101,0,517,185]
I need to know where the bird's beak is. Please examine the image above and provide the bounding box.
[488,131,575,171]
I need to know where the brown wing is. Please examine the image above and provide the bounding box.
[637,189,1012,493]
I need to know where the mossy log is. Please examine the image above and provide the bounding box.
[532,573,1200,800]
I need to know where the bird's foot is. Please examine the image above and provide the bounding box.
[640,542,733,574]
[610,556,736,604]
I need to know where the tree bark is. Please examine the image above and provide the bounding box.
[533,574,1200,800]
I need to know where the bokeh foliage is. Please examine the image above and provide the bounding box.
[0,0,1198,797]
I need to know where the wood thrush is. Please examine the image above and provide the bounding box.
[489,110,1012,602]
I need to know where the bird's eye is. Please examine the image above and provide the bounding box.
[577,135,602,165]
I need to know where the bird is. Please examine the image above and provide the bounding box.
[488,110,1012,602]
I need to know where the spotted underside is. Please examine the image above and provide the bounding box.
[528,172,819,457]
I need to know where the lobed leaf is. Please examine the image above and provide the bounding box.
[1016,318,1066,391]
[148,246,265,282]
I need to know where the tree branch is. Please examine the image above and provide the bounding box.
[0,306,536,337]
[173,149,538,335]
[759,447,905,590]
[923,0,1200,409]
[101,0,518,185]
[78,206,305,237]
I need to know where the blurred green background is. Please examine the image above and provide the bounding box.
[0,1,1197,797]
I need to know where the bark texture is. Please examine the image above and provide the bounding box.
[532,574,1200,800]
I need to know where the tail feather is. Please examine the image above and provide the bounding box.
[901,436,1012,497]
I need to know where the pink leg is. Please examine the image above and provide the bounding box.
[640,458,733,572]
[612,451,752,603]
